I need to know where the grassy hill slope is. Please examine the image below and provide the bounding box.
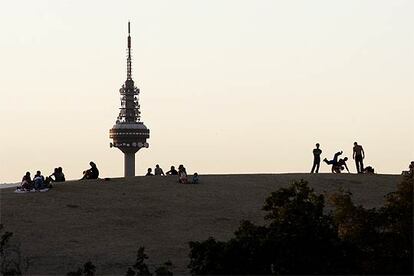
[0,173,401,275]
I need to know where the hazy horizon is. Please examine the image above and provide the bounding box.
[1,0,413,183]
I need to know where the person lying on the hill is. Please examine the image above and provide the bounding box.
[145,168,153,176]
[20,172,33,190]
[33,171,45,190]
[81,161,99,180]
[154,164,165,176]
[166,166,178,176]
[178,165,188,184]
[49,167,65,182]
[363,166,375,174]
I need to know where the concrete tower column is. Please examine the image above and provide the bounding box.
[124,152,136,177]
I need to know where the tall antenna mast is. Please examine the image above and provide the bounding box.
[127,21,132,80]
[109,22,150,177]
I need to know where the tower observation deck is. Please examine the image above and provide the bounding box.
[109,22,150,177]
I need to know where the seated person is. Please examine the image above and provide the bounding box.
[20,172,33,190]
[192,173,199,184]
[178,165,188,184]
[166,166,178,175]
[82,162,99,180]
[50,167,65,182]
[145,168,153,176]
[154,164,165,176]
[33,171,45,190]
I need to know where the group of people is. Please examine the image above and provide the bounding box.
[311,142,372,174]
[18,167,66,191]
[146,164,199,184]
[17,161,100,192]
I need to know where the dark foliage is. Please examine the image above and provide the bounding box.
[126,247,173,276]
[0,225,29,276]
[189,178,413,275]
[154,261,173,276]
[67,261,96,276]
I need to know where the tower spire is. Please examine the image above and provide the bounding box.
[110,22,150,177]
[127,21,132,80]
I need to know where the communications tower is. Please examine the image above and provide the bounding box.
[109,22,150,177]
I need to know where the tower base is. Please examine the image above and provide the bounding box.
[124,152,136,177]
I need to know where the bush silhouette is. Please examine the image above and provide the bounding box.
[189,178,413,275]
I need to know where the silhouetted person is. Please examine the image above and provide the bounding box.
[178,164,188,184]
[353,142,365,173]
[166,166,178,175]
[82,162,99,180]
[324,151,348,173]
[154,164,165,176]
[192,173,199,184]
[334,157,350,173]
[49,167,65,182]
[311,143,322,173]
[33,170,45,190]
[145,168,153,176]
[363,166,375,174]
[409,161,414,178]
[21,172,32,190]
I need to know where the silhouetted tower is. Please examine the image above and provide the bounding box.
[109,22,150,177]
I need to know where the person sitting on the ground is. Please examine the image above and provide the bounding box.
[50,167,65,182]
[81,161,99,180]
[145,168,153,176]
[154,164,165,176]
[33,171,45,190]
[192,173,199,184]
[166,166,178,176]
[20,172,33,190]
[333,157,350,173]
[178,165,188,184]
[323,151,343,172]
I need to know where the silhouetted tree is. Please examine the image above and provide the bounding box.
[189,178,413,275]
[0,225,29,276]
[67,261,96,276]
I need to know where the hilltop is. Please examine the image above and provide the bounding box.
[0,173,401,275]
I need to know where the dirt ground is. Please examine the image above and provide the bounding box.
[0,173,401,275]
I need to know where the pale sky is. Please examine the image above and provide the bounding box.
[0,0,413,183]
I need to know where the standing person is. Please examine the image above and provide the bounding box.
[154,164,165,176]
[311,143,322,173]
[353,142,365,174]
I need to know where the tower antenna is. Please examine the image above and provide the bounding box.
[127,21,132,80]
[109,22,150,177]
